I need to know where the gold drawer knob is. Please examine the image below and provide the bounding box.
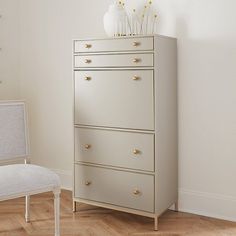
[85,59,92,64]
[133,58,141,63]
[84,76,91,81]
[133,41,140,47]
[85,44,92,49]
[85,181,91,186]
[84,144,91,149]
[133,149,140,155]
[132,76,140,80]
[133,189,140,195]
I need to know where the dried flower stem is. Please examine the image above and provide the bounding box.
[152,14,157,34]
[140,0,153,34]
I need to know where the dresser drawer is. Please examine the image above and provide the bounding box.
[75,128,154,172]
[74,37,154,53]
[74,70,154,130]
[74,164,154,212]
[74,53,153,68]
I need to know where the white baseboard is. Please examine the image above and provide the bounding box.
[53,169,236,222]
[179,188,236,222]
[52,168,73,191]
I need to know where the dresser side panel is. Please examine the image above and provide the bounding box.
[154,36,178,214]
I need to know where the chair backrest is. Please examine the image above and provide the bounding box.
[0,101,29,162]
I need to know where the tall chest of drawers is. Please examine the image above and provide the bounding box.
[73,35,178,230]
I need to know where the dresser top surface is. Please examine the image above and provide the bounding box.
[73,34,176,42]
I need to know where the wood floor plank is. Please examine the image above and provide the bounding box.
[0,190,235,235]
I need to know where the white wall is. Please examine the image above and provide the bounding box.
[0,0,20,99]
[18,0,110,188]
[17,0,236,221]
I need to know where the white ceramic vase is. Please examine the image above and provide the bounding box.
[103,2,127,37]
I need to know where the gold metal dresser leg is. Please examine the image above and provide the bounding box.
[174,201,179,212]
[154,216,159,231]
[73,201,77,212]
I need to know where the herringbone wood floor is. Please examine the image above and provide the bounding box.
[0,190,236,236]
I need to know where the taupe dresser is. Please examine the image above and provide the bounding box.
[73,35,178,230]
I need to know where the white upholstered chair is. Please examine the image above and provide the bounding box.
[0,101,61,236]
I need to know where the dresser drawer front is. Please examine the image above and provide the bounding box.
[74,37,154,53]
[74,53,153,68]
[75,128,154,172]
[74,165,154,212]
[74,70,154,130]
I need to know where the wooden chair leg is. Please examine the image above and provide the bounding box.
[25,195,30,223]
[54,191,60,236]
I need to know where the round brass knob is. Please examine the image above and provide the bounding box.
[84,144,91,149]
[133,58,140,63]
[85,44,92,49]
[85,181,91,186]
[132,76,140,80]
[85,59,92,64]
[133,189,140,195]
[133,41,140,47]
[84,76,91,80]
[133,149,140,155]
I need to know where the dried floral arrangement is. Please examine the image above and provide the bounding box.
[115,0,158,36]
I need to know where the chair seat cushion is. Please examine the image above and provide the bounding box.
[0,164,60,200]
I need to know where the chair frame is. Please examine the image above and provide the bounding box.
[0,101,60,236]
